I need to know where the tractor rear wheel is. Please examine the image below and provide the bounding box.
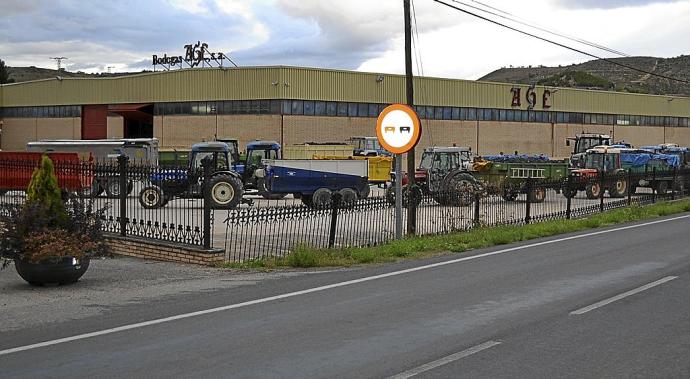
[385,185,422,206]
[443,173,477,206]
[656,180,669,195]
[207,175,243,209]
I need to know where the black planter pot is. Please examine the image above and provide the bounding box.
[14,256,90,286]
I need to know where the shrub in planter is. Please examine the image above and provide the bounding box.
[0,155,110,285]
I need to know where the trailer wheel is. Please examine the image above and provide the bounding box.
[207,175,243,209]
[139,186,165,209]
[585,182,602,199]
[257,178,287,200]
[339,188,358,208]
[359,184,371,199]
[528,187,546,203]
[312,188,333,209]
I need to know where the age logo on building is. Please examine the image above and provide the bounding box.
[376,104,422,154]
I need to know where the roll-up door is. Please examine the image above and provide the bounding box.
[81,105,108,139]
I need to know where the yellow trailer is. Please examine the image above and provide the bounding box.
[313,155,392,184]
[282,144,354,159]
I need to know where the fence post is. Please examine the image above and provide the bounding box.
[599,170,605,213]
[652,167,657,203]
[627,169,633,206]
[565,173,572,220]
[117,155,129,237]
[525,177,532,224]
[473,191,481,227]
[328,192,341,248]
[202,159,213,250]
[672,167,677,201]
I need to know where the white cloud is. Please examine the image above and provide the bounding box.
[167,0,209,14]
[357,0,690,79]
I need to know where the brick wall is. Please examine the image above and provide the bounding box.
[106,235,224,266]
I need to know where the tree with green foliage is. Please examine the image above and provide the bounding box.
[26,155,67,225]
[0,58,15,84]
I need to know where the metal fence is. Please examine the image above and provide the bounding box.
[216,168,687,262]
[1,156,687,259]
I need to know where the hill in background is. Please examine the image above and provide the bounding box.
[6,66,140,83]
[480,55,690,96]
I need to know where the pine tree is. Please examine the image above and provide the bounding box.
[0,59,14,84]
[26,155,67,225]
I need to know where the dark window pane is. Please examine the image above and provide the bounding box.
[491,109,499,121]
[415,106,425,117]
[282,100,292,115]
[358,103,368,117]
[425,107,434,120]
[434,107,443,120]
[259,100,270,114]
[451,107,460,120]
[303,101,315,116]
[499,109,507,121]
[314,101,326,116]
[556,112,565,123]
[348,103,358,117]
[269,100,281,114]
[521,110,529,122]
[368,103,379,117]
[327,102,338,116]
[467,108,476,121]
[459,108,467,120]
[337,102,348,116]
[292,100,304,115]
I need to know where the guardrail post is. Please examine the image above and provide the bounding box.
[328,192,341,248]
[525,177,532,224]
[599,171,605,213]
[117,155,129,237]
[202,159,213,250]
[652,167,657,203]
[565,174,572,220]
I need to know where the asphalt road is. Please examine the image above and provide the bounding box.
[2,213,689,378]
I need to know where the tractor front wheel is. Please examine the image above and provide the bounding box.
[139,186,165,209]
[585,182,602,199]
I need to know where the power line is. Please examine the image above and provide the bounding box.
[461,0,630,57]
[431,0,690,84]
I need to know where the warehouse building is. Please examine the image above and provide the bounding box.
[1,66,689,158]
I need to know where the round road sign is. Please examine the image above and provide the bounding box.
[376,104,421,154]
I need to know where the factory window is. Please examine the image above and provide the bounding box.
[434,107,443,120]
[368,103,380,117]
[466,108,477,121]
[282,100,292,115]
[303,101,315,116]
[291,100,304,115]
[358,103,368,117]
[313,101,326,116]
[347,103,358,117]
[337,102,348,117]
[326,102,337,116]
[451,107,460,120]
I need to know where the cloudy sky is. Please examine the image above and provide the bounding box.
[1,0,689,79]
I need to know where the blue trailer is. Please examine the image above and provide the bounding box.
[258,159,369,208]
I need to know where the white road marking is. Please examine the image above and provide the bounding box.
[1,214,688,357]
[570,275,678,315]
[388,341,502,379]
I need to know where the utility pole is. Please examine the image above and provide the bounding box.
[404,0,416,235]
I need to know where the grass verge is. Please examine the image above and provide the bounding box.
[221,200,690,270]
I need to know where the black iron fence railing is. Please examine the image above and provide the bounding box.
[1,155,687,258]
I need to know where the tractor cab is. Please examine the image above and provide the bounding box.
[566,133,612,167]
[350,136,391,156]
[405,146,473,193]
[214,138,241,165]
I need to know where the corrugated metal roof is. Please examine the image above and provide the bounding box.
[1,66,689,117]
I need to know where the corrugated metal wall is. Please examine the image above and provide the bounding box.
[1,66,689,117]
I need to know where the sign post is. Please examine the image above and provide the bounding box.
[376,104,422,239]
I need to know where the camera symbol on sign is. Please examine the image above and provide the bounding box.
[384,126,412,133]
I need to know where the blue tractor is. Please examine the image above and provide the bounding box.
[138,142,245,209]
[235,140,286,199]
